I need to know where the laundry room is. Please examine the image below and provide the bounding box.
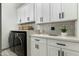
[0,2,79,56]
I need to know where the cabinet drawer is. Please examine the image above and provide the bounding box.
[48,39,79,52]
[48,39,62,47]
[31,37,46,44]
[60,41,79,52]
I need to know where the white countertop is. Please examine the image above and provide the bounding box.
[31,34,79,43]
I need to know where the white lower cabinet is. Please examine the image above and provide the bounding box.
[48,46,79,56]
[31,37,47,56]
[47,39,79,56]
[62,49,79,56]
[48,45,61,56]
[31,37,79,56]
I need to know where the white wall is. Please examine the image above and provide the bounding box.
[2,3,18,49]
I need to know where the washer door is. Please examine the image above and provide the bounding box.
[14,33,26,56]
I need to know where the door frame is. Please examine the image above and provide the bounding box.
[0,3,1,56]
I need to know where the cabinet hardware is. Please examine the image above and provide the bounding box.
[35,39,40,41]
[62,12,64,18]
[59,13,61,19]
[27,17,30,21]
[56,43,66,46]
[58,50,60,56]
[40,17,43,22]
[35,44,39,49]
[62,51,64,56]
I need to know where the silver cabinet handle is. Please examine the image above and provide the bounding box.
[62,12,64,18]
[59,13,61,19]
[27,17,30,21]
[62,51,64,56]
[35,39,40,41]
[56,43,66,46]
[58,50,60,56]
[40,17,43,22]
[35,44,39,49]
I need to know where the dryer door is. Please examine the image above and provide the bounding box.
[8,32,15,52]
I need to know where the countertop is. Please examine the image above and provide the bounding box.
[31,34,79,43]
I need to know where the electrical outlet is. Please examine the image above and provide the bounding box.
[51,27,55,30]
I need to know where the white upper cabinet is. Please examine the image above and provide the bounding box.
[50,3,77,22]
[17,6,25,23]
[42,3,50,23]
[17,4,35,24]
[24,4,34,22]
[35,3,42,23]
[17,3,77,24]
[35,3,50,24]
[62,3,77,21]
[50,3,62,22]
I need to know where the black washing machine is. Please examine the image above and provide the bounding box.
[8,31,27,56]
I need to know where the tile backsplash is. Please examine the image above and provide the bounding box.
[18,21,76,36]
[35,21,75,36]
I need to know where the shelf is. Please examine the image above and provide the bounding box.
[18,21,35,25]
[36,19,77,25]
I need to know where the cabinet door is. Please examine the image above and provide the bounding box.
[24,4,34,22]
[29,4,34,22]
[31,41,47,56]
[17,7,25,24]
[62,49,79,56]
[35,3,43,23]
[35,3,50,24]
[31,41,39,56]
[62,3,77,21]
[42,3,50,23]
[48,45,61,56]
[50,3,62,22]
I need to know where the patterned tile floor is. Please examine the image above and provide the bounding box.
[1,49,17,56]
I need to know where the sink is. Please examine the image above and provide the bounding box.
[48,34,58,36]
